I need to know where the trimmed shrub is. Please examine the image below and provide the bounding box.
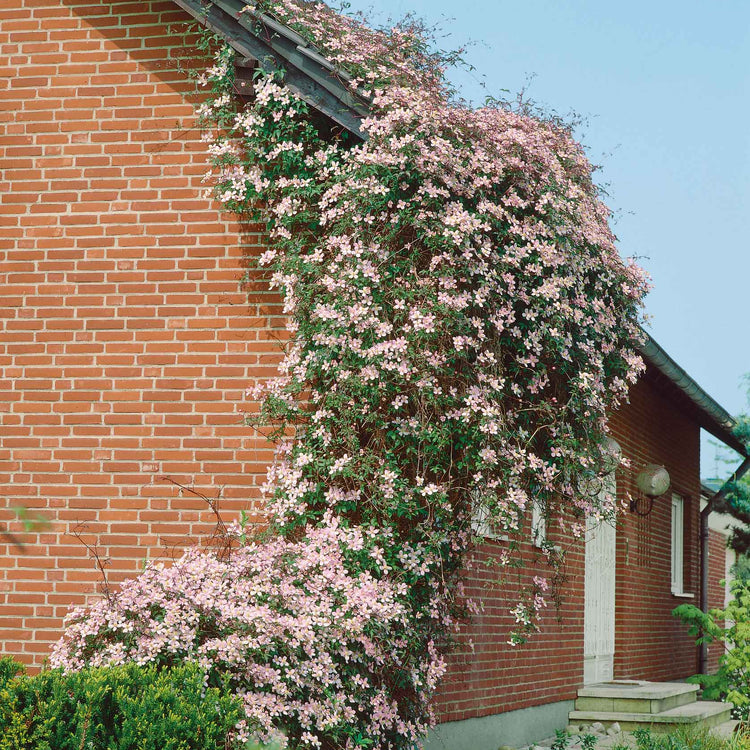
[0,659,255,750]
[50,522,423,749]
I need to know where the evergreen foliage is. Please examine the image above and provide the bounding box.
[0,660,252,750]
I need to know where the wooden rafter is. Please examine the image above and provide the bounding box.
[173,0,369,139]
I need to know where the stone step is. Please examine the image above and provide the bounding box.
[575,681,699,715]
[568,700,732,733]
[711,719,741,739]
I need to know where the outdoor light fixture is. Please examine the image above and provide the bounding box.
[629,464,671,516]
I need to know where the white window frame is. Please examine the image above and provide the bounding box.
[531,499,546,548]
[469,493,549,547]
[470,491,509,541]
[671,493,684,595]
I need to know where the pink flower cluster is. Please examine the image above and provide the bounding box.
[55,3,650,748]
[216,0,647,536]
[51,516,444,748]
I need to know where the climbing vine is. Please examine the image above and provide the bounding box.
[53,3,648,749]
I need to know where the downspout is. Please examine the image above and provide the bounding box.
[698,455,750,674]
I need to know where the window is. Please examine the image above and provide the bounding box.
[531,499,546,548]
[471,493,545,545]
[671,493,684,594]
[470,492,508,541]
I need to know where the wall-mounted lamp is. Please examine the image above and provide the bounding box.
[629,464,670,516]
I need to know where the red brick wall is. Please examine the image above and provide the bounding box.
[608,374,701,682]
[434,529,586,722]
[434,373,703,721]
[0,0,281,668]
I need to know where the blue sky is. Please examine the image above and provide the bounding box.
[344,0,750,476]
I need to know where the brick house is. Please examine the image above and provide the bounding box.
[431,343,747,747]
[0,2,746,748]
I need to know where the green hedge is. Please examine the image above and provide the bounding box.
[0,659,253,750]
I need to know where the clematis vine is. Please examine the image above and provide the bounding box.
[51,518,440,748]
[53,2,648,748]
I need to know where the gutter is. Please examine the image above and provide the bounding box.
[698,455,750,674]
[638,333,746,456]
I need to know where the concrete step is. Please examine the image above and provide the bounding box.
[711,719,741,739]
[568,700,732,733]
[575,681,699,715]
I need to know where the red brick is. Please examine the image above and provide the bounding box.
[0,0,277,670]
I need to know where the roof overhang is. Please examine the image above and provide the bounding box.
[639,333,747,457]
[173,0,370,137]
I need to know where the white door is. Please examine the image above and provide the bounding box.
[583,511,617,684]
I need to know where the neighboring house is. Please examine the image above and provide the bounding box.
[701,479,740,675]
[0,2,746,749]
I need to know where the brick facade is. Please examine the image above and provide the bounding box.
[0,0,719,727]
[434,372,704,721]
[434,534,586,722]
[0,0,281,667]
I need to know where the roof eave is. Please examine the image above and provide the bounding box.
[638,332,747,457]
[173,0,369,138]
